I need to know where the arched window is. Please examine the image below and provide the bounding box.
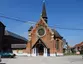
[56,39,59,50]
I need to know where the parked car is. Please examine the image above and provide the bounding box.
[0,55,1,62]
[0,52,16,58]
[82,55,83,59]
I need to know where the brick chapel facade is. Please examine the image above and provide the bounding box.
[25,2,63,56]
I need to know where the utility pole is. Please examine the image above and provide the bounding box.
[66,42,69,54]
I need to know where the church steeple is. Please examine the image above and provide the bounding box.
[41,0,48,23]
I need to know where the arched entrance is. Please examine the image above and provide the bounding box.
[32,38,48,56]
[36,43,44,55]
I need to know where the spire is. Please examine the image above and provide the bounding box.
[41,0,48,23]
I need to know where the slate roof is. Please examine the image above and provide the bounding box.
[0,21,5,27]
[5,30,27,41]
[52,29,63,39]
[74,42,83,48]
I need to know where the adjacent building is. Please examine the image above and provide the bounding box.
[73,42,83,54]
[0,22,5,52]
[3,30,27,55]
[0,22,27,55]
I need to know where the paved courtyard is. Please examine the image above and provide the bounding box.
[0,55,83,64]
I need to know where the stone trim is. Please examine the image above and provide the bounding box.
[56,53,63,56]
[50,54,56,56]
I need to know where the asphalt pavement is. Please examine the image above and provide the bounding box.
[0,55,83,64]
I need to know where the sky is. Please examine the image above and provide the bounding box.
[0,0,83,46]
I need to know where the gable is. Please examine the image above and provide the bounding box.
[32,38,48,49]
[28,17,54,48]
[31,17,53,35]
